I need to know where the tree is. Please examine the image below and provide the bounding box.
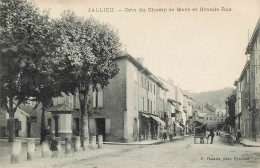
[54,11,121,147]
[0,0,53,142]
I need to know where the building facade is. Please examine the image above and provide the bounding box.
[234,18,260,142]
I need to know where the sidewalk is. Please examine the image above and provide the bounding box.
[239,139,260,147]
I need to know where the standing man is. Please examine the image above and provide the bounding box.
[236,129,242,142]
[207,128,215,144]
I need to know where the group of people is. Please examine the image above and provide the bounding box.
[206,129,243,144]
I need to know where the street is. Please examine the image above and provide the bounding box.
[52,136,260,168]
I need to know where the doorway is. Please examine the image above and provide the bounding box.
[27,122,31,137]
[133,118,138,141]
[96,118,105,141]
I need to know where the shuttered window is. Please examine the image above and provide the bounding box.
[93,89,103,108]
[98,90,103,107]
[93,90,97,108]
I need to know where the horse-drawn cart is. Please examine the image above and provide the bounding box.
[194,121,208,144]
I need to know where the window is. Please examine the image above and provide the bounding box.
[98,89,103,107]
[154,101,155,113]
[147,99,149,112]
[93,89,103,108]
[150,83,152,92]
[142,97,145,111]
[210,117,212,120]
[150,100,152,113]
[93,90,97,108]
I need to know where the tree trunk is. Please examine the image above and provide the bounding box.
[8,111,15,142]
[80,99,89,141]
[79,87,90,147]
[8,97,15,142]
[40,107,46,144]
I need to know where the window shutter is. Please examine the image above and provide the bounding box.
[93,90,96,108]
[105,119,111,134]
[98,90,103,107]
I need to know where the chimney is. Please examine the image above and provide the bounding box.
[136,57,144,65]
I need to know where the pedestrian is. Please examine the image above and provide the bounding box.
[162,130,167,142]
[49,136,58,158]
[236,129,242,142]
[207,128,215,144]
[46,125,52,146]
[159,129,163,140]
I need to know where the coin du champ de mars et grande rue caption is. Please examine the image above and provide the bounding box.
[88,7,232,13]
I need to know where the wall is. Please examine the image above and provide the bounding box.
[102,59,127,142]
[125,61,139,142]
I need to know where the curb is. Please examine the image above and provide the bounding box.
[239,141,260,147]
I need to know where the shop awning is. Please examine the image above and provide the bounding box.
[141,113,150,118]
[149,115,166,127]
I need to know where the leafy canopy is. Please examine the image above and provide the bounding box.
[54,11,121,93]
[0,0,54,110]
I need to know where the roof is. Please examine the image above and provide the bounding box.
[115,54,167,90]
[48,103,75,112]
[18,104,37,117]
[246,18,260,55]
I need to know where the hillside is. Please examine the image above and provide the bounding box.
[190,87,235,109]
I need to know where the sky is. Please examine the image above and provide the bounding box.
[32,0,260,93]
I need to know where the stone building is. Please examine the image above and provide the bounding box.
[234,18,260,141]
[45,54,167,142]
[0,103,40,138]
[244,18,260,141]
[234,61,251,139]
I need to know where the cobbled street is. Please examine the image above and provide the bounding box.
[53,136,260,168]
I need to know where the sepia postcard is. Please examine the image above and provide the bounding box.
[0,0,260,167]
